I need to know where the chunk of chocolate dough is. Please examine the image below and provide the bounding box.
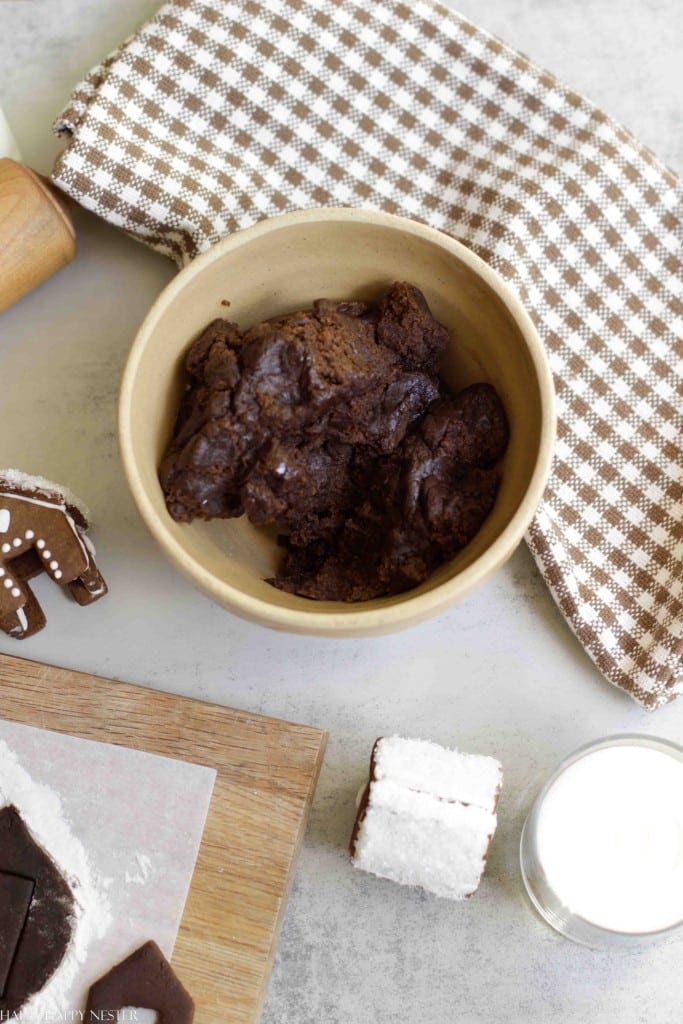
[0,805,75,1015]
[0,470,108,639]
[86,941,194,1024]
[160,282,509,601]
[0,872,34,997]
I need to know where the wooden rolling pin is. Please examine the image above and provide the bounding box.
[0,158,76,313]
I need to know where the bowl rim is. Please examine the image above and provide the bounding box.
[119,207,556,633]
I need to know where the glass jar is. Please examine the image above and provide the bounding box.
[520,734,683,949]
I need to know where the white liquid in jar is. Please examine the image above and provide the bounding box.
[535,745,683,934]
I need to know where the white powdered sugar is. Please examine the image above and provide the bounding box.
[0,739,112,1021]
[372,736,502,811]
[124,852,153,885]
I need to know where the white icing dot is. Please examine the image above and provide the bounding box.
[11,587,20,598]
[1,543,9,553]
[55,570,63,580]
[4,578,13,589]
[49,560,59,570]
[42,550,51,559]
[0,568,4,577]
[12,537,21,547]
[36,539,45,549]
[25,529,35,539]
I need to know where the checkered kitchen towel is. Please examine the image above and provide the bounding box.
[53,0,683,708]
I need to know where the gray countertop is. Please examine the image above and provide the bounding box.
[1,2,682,1021]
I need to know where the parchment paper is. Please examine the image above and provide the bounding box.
[0,717,216,1015]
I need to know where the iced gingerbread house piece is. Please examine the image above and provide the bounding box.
[350,736,503,900]
[0,469,107,638]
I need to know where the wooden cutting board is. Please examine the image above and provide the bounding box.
[0,652,327,1023]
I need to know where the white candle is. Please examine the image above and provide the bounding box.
[521,736,683,945]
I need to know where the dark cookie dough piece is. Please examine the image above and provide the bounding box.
[376,281,450,374]
[160,283,508,601]
[273,466,501,601]
[160,283,445,526]
[417,384,510,473]
[272,384,507,600]
[86,941,194,1024]
[0,872,34,997]
[184,317,241,388]
[0,806,74,1015]
[241,439,358,545]
[326,370,438,453]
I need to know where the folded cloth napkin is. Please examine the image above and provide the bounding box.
[53,0,683,708]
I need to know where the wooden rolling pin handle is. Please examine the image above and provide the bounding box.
[0,158,76,314]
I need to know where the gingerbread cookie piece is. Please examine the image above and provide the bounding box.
[86,941,194,1024]
[0,470,107,639]
[0,805,75,1015]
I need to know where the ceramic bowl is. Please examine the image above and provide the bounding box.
[119,208,555,636]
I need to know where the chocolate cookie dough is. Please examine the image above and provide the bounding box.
[0,805,74,1015]
[86,941,194,1024]
[0,871,33,997]
[160,283,508,600]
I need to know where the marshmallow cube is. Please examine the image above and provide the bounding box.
[351,736,503,900]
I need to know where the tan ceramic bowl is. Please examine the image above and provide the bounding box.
[119,208,555,636]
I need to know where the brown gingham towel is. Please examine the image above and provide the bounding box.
[52,0,683,708]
